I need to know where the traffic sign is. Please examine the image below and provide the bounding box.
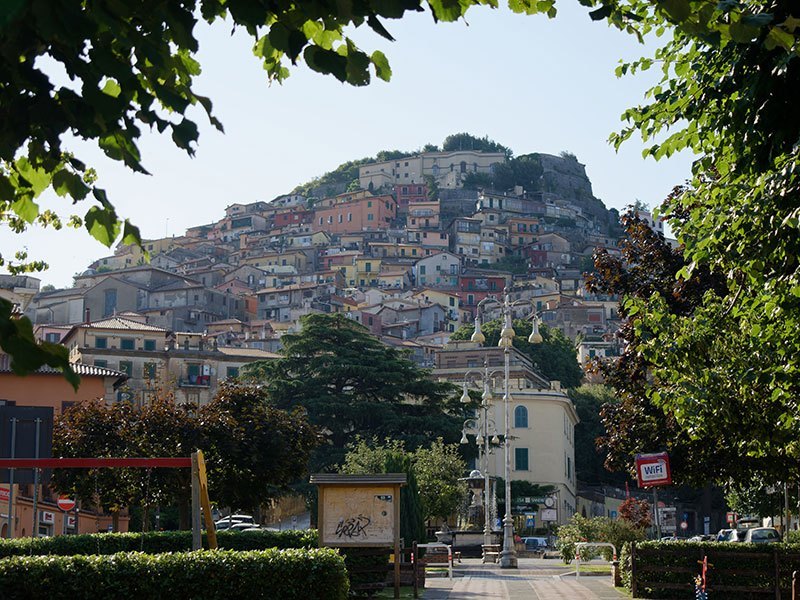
[57,496,76,512]
[680,521,688,530]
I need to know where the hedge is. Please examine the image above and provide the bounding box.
[627,541,800,599]
[0,529,318,558]
[0,548,348,600]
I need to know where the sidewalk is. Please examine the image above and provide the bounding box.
[422,558,626,600]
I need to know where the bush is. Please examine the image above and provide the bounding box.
[0,529,318,558]
[626,541,800,599]
[0,548,348,600]
[556,514,646,563]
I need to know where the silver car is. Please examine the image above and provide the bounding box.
[740,527,781,544]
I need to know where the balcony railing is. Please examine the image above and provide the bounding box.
[179,376,211,388]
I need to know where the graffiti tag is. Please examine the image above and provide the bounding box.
[335,514,371,539]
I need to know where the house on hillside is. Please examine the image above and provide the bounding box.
[434,342,578,526]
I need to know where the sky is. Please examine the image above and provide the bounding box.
[2,3,694,289]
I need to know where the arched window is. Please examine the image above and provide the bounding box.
[514,405,528,428]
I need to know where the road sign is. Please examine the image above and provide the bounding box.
[540,508,558,522]
[726,512,737,524]
[635,452,672,487]
[680,521,688,530]
[57,496,75,512]
[525,513,536,528]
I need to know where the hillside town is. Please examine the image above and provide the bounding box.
[0,147,682,536]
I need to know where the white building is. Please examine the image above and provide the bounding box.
[434,342,579,525]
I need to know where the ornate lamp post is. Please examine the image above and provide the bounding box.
[459,363,501,552]
[470,289,542,569]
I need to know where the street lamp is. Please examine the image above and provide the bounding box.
[471,288,542,569]
[459,363,502,554]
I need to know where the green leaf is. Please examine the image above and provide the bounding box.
[171,118,199,154]
[659,0,690,23]
[51,169,90,200]
[765,26,794,51]
[729,20,760,43]
[84,205,121,247]
[589,4,613,21]
[303,45,348,82]
[15,157,51,195]
[10,196,39,223]
[101,78,122,98]
[370,50,391,82]
[121,219,144,249]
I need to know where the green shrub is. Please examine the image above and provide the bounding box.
[556,514,646,563]
[0,548,348,600]
[0,528,318,558]
[627,541,800,599]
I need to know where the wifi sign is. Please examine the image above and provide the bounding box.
[635,452,672,488]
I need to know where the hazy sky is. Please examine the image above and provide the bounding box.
[3,3,693,288]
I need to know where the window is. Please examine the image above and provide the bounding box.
[103,288,117,317]
[367,214,374,221]
[119,361,133,376]
[226,366,239,379]
[515,448,529,471]
[367,201,373,208]
[338,214,343,223]
[95,337,107,349]
[514,405,528,428]
[144,362,157,380]
[45,332,61,343]
[120,338,135,350]
[144,339,156,351]
[348,213,352,222]
[187,363,201,383]
[420,266,426,275]
[94,359,107,368]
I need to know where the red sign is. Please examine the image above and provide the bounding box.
[635,452,672,487]
[0,487,8,502]
[726,512,737,524]
[57,496,76,512]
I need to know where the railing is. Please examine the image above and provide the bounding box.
[179,376,210,388]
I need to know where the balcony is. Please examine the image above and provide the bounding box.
[179,375,211,388]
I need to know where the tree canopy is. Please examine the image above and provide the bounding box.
[244,313,462,471]
[450,318,584,389]
[53,383,318,527]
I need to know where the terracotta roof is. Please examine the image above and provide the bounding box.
[0,359,127,380]
[83,317,167,332]
[216,347,280,359]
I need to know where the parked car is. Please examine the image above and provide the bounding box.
[214,514,255,530]
[716,529,740,542]
[740,527,781,544]
[229,522,261,532]
[522,537,549,551]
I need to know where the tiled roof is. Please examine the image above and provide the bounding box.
[84,316,167,332]
[0,358,127,379]
[216,347,280,359]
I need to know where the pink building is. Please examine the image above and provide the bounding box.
[312,195,396,235]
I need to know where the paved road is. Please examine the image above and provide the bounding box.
[422,558,626,600]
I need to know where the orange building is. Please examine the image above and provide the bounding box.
[312,195,396,235]
[0,356,130,537]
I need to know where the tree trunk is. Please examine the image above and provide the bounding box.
[178,500,190,530]
[142,505,150,532]
[112,510,120,532]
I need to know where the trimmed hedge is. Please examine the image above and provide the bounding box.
[0,548,348,600]
[628,541,800,599]
[0,528,318,558]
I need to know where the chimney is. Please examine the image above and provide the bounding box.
[84,308,91,324]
